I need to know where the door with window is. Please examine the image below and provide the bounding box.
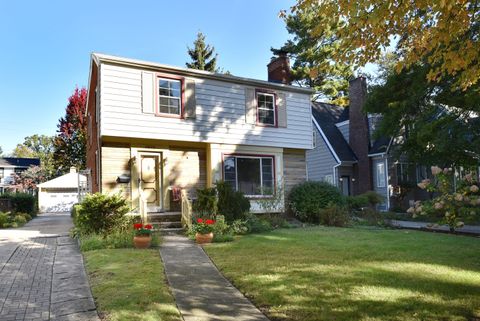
[140,153,162,212]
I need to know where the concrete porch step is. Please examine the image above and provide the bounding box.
[157,227,185,235]
[148,212,181,223]
[151,221,183,229]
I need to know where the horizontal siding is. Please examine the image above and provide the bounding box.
[284,149,307,192]
[306,126,338,181]
[101,146,131,199]
[100,63,312,149]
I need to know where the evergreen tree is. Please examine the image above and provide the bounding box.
[53,87,87,172]
[274,6,352,105]
[186,32,218,72]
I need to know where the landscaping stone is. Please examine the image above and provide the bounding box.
[160,234,270,321]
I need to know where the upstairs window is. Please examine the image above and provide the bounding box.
[256,92,276,126]
[376,162,386,188]
[224,155,274,196]
[158,78,182,116]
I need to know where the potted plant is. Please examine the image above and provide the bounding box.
[133,223,153,249]
[193,218,216,244]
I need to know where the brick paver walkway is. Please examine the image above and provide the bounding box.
[0,215,99,321]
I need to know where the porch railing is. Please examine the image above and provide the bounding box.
[181,189,192,229]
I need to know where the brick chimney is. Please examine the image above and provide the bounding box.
[349,76,371,194]
[267,50,291,85]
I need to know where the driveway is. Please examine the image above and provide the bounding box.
[0,213,99,321]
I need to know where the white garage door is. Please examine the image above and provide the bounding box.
[40,188,79,213]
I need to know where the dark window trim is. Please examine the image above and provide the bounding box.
[221,153,276,198]
[155,72,185,119]
[255,89,278,128]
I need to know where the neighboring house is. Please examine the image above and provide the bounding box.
[307,77,428,211]
[85,52,313,221]
[0,158,40,194]
[37,167,87,213]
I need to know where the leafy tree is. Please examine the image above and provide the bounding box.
[291,0,480,90]
[365,58,480,167]
[186,32,218,72]
[13,166,47,191]
[53,87,87,172]
[12,135,55,179]
[275,6,352,105]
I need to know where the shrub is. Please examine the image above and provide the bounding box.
[1,193,37,215]
[289,181,344,223]
[213,233,234,243]
[79,229,160,252]
[193,187,217,217]
[363,191,385,208]
[244,213,273,233]
[318,204,351,227]
[216,181,250,222]
[212,215,230,235]
[230,219,249,235]
[345,194,370,212]
[19,213,32,222]
[0,212,9,228]
[74,193,130,236]
[13,215,27,226]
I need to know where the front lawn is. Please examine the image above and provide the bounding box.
[84,249,181,321]
[204,226,480,321]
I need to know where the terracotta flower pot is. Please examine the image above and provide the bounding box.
[133,235,152,249]
[195,232,214,244]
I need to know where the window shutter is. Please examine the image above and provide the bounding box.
[184,79,196,119]
[141,71,155,114]
[245,88,256,124]
[277,92,287,128]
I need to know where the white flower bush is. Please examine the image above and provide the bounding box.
[408,166,480,231]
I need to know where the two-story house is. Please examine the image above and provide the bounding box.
[0,158,40,194]
[85,53,313,225]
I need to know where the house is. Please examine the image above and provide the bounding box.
[307,77,428,211]
[37,167,87,213]
[0,158,40,194]
[85,52,313,224]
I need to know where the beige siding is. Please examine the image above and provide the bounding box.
[100,63,312,149]
[284,149,307,193]
[167,148,206,194]
[101,146,131,199]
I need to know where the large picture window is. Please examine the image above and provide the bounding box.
[224,155,274,196]
[256,92,276,126]
[158,77,181,115]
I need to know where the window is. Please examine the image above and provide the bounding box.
[312,129,317,148]
[224,155,274,196]
[0,168,3,179]
[256,92,276,126]
[416,165,433,183]
[396,163,415,184]
[158,77,181,115]
[376,162,386,188]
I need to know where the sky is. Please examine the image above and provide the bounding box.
[0,0,296,154]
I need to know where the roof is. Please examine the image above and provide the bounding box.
[92,53,314,95]
[0,158,40,168]
[38,172,86,189]
[312,102,357,162]
[369,136,392,155]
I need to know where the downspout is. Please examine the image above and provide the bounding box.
[385,157,390,211]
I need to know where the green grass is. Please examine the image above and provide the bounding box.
[79,230,160,252]
[84,249,181,321]
[204,226,480,321]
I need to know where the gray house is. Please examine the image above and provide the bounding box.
[307,77,423,211]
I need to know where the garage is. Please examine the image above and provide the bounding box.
[38,168,87,213]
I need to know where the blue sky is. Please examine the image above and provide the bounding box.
[0,0,295,154]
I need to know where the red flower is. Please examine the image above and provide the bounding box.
[144,224,153,229]
[133,223,142,230]
[197,218,204,223]
[205,219,215,225]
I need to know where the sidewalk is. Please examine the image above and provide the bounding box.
[160,234,270,321]
[0,214,99,321]
[387,219,480,236]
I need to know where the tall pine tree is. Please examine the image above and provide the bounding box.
[53,87,87,172]
[186,32,218,72]
[274,6,352,105]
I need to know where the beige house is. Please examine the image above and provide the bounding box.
[85,53,312,226]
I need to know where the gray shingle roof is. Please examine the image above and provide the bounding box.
[312,102,357,162]
[0,158,40,167]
